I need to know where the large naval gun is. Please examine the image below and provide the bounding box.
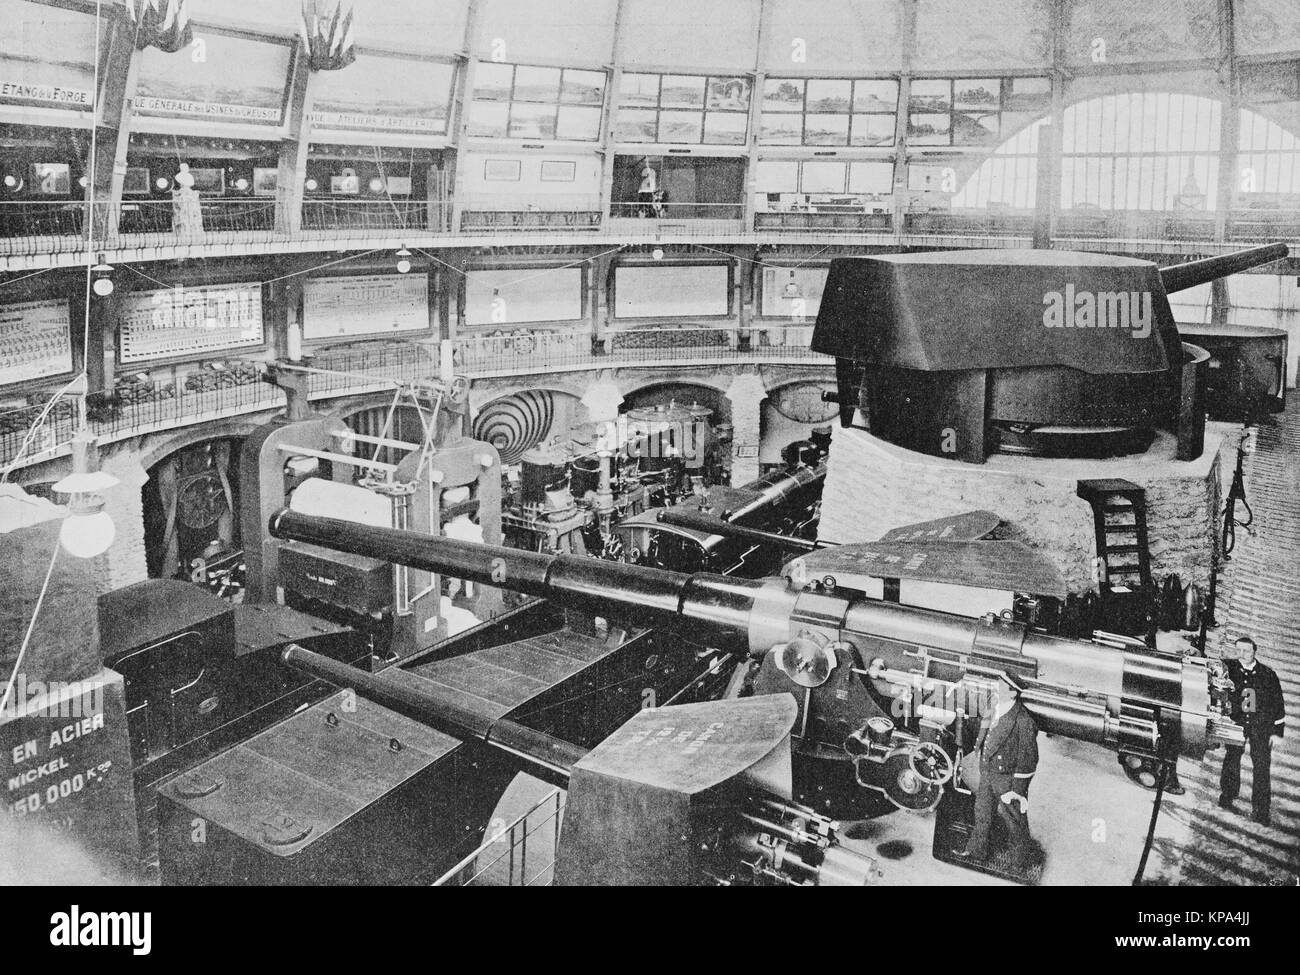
[270,508,1243,822]
[813,243,1289,462]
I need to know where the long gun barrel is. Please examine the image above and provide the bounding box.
[279,643,584,786]
[1160,242,1288,294]
[268,509,1241,759]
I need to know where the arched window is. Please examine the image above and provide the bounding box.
[953,93,1300,211]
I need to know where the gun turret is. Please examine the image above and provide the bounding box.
[811,242,1289,462]
[269,509,1241,772]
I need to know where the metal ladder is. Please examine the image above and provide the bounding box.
[1076,478,1155,643]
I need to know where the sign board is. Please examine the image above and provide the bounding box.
[2,670,140,875]
[119,283,264,363]
[303,274,429,339]
[0,299,72,388]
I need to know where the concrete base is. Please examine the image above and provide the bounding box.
[820,424,1237,594]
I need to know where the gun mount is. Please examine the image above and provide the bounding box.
[813,243,1289,463]
[276,646,877,886]
[269,509,1242,818]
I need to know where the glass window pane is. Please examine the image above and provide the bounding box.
[1007,77,1051,112]
[849,161,895,194]
[508,102,557,139]
[657,110,703,142]
[707,77,751,111]
[660,76,706,108]
[804,113,850,145]
[763,78,804,112]
[467,100,510,137]
[474,62,514,100]
[556,105,603,140]
[801,161,848,193]
[562,69,606,105]
[909,79,951,112]
[615,108,658,142]
[851,114,895,146]
[909,113,951,144]
[806,79,852,113]
[954,79,1001,111]
[513,65,562,102]
[759,114,803,145]
[703,112,748,144]
[620,73,660,106]
[854,80,898,113]
[754,159,800,192]
[954,111,999,146]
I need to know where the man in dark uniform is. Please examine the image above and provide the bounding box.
[956,673,1039,869]
[1219,636,1286,826]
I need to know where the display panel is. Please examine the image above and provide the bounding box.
[311,54,456,135]
[303,275,430,340]
[0,299,72,387]
[464,268,583,326]
[760,267,829,318]
[119,284,264,363]
[613,265,729,318]
[0,0,102,113]
[136,32,290,125]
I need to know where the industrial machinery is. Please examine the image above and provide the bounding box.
[814,244,1289,462]
[239,365,503,663]
[617,431,829,576]
[501,400,730,557]
[267,510,1244,836]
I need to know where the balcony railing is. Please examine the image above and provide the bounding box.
[0,328,827,469]
[2,197,1298,262]
[755,209,893,233]
[458,193,602,233]
[301,198,450,235]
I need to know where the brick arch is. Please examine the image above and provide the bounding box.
[137,417,264,472]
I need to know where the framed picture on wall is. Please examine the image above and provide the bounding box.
[123,167,151,195]
[31,163,71,195]
[483,158,522,181]
[381,175,413,195]
[540,160,576,182]
[188,167,226,194]
[330,173,360,194]
[252,167,279,197]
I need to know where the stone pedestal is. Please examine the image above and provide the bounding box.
[820,425,1232,594]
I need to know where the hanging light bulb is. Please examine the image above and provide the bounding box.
[652,247,664,261]
[304,177,319,192]
[234,176,250,192]
[52,436,118,559]
[91,255,115,297]
[395,245,411,274]
[369,177,385,194]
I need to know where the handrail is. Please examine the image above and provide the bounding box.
[0,327,830,471]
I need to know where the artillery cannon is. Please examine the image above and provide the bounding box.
[269,508,1242,819]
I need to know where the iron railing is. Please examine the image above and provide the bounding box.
[301,198,450,234]
[2,327,827,469]
[432,788,565,887]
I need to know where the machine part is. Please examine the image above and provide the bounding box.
[775,636,837,688]
[872,748,944,812]
[908,741,955,786]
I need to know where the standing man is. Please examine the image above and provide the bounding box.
[1219,636,1286,826]
[957,673,1040,870]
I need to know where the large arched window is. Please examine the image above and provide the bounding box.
[953,93,1300,211]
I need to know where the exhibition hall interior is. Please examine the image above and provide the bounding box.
[0,0,1295,887]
